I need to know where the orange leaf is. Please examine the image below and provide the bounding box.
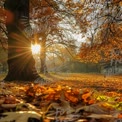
[82,92,91,103]
[118,114,122,119]
[88,99,95,105]
[65,92,78,103]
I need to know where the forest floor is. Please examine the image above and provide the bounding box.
[0,73,122,122]
[42,73,122,93]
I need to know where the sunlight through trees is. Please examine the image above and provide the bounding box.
[31,44,40,55]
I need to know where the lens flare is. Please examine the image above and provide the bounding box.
[31,44,40,55]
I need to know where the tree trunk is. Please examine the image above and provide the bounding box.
[40,37,48,74]
[4,0,41,81]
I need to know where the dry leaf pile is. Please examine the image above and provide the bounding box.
[0,80,122,122]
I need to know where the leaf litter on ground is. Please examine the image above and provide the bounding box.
[0,73,122,122]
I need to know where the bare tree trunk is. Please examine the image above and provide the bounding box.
[40,37,48,74]
[4,0,41,81]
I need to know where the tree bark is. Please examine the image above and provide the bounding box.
[4,0,41,81]
[40,37,48,74]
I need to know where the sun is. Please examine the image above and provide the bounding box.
[31,44,40,55]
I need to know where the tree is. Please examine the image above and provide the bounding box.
[30,0,78,73]
[0,45,7,73]
[78,0,122,64]
[2,0,121,79]
[3,0,43,81]
[30,0,59,73]
[0,0,78,80]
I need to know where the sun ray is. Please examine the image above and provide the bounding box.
[31,44,40,55]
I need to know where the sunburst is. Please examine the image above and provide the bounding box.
[31,44,40,55]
